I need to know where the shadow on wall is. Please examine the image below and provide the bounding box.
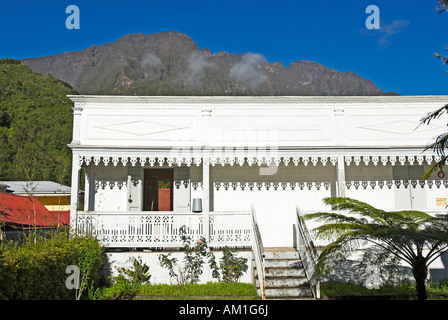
[429,251,448,282]
[321,251,448,286]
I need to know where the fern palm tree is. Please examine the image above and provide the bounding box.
[419,0,448,177]
[305,197,448,300]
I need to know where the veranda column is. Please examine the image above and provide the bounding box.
[200,106,212,242]
[337,155,346,198]
[84,165,90,211]
[202,157,210,242]
[70,153,81,230]
[70,104,83,229]
[71,105,83,145]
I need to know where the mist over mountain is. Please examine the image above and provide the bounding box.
[21,31,396,96]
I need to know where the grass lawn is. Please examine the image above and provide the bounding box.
[94,282,260,300]
[320,281,448,300]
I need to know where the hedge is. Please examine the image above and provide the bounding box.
[0,230,104,300]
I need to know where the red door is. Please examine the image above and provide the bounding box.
[158,188,171,211]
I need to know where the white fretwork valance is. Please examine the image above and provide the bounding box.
[74,153,441,168]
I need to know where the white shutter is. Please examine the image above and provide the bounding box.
[127,167,143,211]
[174,167,190,212]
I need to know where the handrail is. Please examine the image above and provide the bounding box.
[295,205,320,299]
[251,205,266,300]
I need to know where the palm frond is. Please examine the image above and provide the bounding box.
[425,131,448,156]
[419,104,448,125]
[436,0,448,13]
[310,221,372,241]
[421,157,446,179]
[322,197,384,215]
[389,209,432,221]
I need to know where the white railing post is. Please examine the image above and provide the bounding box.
[202,157,210,242]
[337,155,346,198]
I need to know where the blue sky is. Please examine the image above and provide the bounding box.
[0,0,447,95]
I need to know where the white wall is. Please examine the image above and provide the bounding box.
[210,164,336,247]
[104,250,254,285]
[92,164,128,211]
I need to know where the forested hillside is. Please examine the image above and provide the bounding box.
[0,59,76,186]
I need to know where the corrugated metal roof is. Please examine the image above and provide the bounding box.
[0,181,71,195]
[0,193,68,229]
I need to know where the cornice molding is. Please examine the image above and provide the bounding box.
[67,95,448,107]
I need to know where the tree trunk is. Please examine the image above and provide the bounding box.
[412,256,428,300]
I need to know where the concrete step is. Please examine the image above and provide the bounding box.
[254,247,315,299]
[258,276,309,288]
[265,286,313,299]
[265,266,306,277]
[264,259,303,269]
[264,249,300,260]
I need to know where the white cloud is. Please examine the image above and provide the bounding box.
[361,19,410,48]
[378,20,410,47]
[229,53,267,89]
[187,51,214,88]
[141,52,163,69]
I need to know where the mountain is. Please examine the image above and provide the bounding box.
[21,31,395,96]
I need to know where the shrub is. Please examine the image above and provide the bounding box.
[0,58,21,65]
[158,226,209,285]
[117,256,151,285]
[0,229,104,300]
[209,247,248,283]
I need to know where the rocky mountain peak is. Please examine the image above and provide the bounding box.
[21,31,396,96]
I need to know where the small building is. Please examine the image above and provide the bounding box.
[0,193,68,242]
[1,181,72,212]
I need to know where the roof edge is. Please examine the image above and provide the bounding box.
[67,95,448,104]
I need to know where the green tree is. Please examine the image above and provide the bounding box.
[0,59,76,185]
[305,197,448,300]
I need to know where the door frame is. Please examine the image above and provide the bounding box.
[143,168,174,211]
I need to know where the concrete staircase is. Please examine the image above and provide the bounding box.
[256,247,314,300]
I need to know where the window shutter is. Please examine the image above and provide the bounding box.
[127,167,143,211]
[174,167,190,212]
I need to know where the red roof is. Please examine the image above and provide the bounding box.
[0,193,68,229]
[51,211,70,225]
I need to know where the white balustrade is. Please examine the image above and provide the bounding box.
[75,211,252,248]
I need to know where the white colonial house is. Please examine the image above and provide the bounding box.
[68,95,448,296]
